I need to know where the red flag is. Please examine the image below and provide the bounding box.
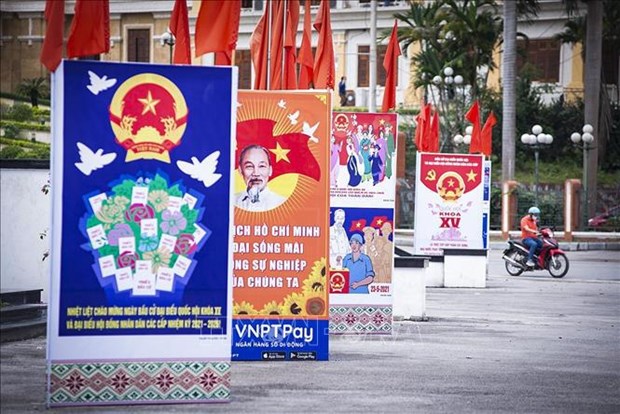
[67,0,109,58]
[480,111,497,157]
[169,0,191,64]
[250,3,271,89]
[195,0,241,64]
[349,219,367,233]
[297,0,314,89]
[370,216,390,229]
[381,20,401,112]
[429,110,440,152]
[40,0,65,72]
[415,103,432,151]
[313,0,335,89]
[283,1,300,89]
[236,119,321,181]
[465,100,482,154]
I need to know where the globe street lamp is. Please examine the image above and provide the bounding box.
[452,125,472,150]
[520,125,553,206]
[427,66,466,152]
[161,30,175,64]
[570,124,596,229]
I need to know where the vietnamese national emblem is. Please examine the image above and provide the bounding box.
[109,73,188,163]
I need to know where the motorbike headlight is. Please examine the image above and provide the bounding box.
[547,230,554,238]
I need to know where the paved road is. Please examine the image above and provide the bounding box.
[1,252,619,413]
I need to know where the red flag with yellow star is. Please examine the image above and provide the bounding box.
[236,118,320,181]
[349,219,367,233]
[370,216,390,229]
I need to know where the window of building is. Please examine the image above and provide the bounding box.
[235,50,252,90]
[301,0,333,6]
[602,39,619,87]
[357,44,396,87]
[516,38,560,83]
[127,28,150,63]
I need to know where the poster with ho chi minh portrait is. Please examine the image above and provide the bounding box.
[328,112,398,335]
[413,152,485,256]
[47,60,236,406]
[231,90,331,361]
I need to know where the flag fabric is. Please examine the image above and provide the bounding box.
[297,0,314,89]
[465,100,482,154]
[480,111,497,157]
[349,219,367,233]
[313,0,335,89]
[414,102,431,151]
[381,20,401,112]
[250,3,271,89]
[282,1,300,89]
[40,0,65,72]
[169,0,191,64]
[236,118,321,181]
[429,110,440,153]
[250,0,298,90]
[370,216,390,229]
[67,0,110,58]
[195,0,241,64]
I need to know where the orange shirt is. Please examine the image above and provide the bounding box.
[520,215,538,239]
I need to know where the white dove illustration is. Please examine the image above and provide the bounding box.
[87,71,117,95]
[176,151,222,188]
[277,99,287,109]
[75,142,117,176]
[302,121,320,143]
[287,110,300,125]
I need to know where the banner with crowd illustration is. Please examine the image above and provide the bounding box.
[413,153,486,255]
[231,90,330,361]
[47,60,235,406]
[328,112,398,334]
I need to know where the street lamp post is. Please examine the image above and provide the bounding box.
[570,124,596,229]
[426,66,465,152]
[161,30,175,64]
[520,125,553,206]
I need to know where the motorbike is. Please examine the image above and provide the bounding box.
[502,228,569,278]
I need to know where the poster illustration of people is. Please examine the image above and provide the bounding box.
[232,90,330,361]
[328,112,397,334]
[413,153,485,255]
[47,61,235,406]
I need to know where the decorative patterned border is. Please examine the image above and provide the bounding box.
[48,360,230,406]
[329,305,392,334]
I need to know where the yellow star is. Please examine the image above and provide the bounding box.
[269,142,291,163]
[377,219,383,225]
[138,91,160,115]
[447,179,455,187]
[466,169,477,182]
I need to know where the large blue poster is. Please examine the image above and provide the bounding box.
[47,60,235,406]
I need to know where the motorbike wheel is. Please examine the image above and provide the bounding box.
[505,252,525,276]
[547,253,569,278]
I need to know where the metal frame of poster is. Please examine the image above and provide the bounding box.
[413,152,485,255]
[328,112,398,335]
[231,90,331,361]
[47,61,236,406]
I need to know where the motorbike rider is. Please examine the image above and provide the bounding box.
[521,206,542,267]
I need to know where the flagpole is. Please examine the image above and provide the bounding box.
[267,0,272,90]
[369,0,377,112]
[282,0,287,89]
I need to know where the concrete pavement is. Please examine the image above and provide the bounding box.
[1,253,619,413]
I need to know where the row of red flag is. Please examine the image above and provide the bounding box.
[39,0,401,112]
[414,100,496,157]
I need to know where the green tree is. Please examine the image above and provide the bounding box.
[16,77,49,108]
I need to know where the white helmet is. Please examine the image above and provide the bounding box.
[528,206,540,215]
